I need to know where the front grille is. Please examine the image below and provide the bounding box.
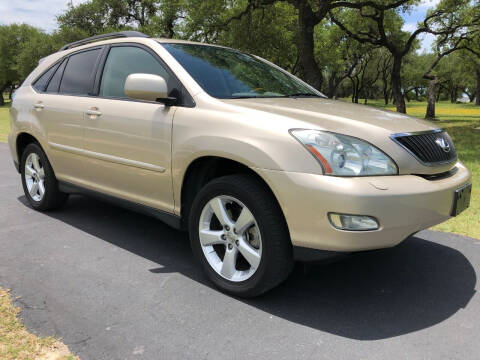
[391,130,457,165]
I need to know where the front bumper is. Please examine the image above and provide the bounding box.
[256,162,471,252]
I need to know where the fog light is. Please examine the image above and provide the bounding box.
[328,213,379,231]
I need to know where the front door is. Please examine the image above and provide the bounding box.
[83,45,175,212]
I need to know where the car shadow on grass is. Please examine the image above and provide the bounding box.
[19,193,477,341]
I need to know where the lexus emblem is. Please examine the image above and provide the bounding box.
[435,137,450,153]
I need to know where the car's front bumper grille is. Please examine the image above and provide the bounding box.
[391,130,457,166]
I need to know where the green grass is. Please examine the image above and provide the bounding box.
[0,99,9,143]
[361,100,480,239]
[1,99,478,238]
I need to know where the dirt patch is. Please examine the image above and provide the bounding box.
[0,288,78,360]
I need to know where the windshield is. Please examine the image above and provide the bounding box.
[162,43,324,99]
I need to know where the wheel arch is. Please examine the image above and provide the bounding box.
[16,132,42,161]
[179,156,290,238]
[15,132,57,178]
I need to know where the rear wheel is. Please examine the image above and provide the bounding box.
[20,143,68,211]
[189,175,293,297]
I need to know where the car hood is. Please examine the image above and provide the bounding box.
[217,97,455,175]
[220,97,436,134]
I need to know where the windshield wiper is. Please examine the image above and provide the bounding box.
[225,93,322,99]
[285,93,321,98]
[226,95,286,99]
[226,96,258,99]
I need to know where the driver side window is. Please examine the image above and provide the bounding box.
[99,46,170,98]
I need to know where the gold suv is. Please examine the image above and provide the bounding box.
[8,31,472,297]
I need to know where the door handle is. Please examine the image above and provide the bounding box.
[86,108,102,117]
[33,103,44,110]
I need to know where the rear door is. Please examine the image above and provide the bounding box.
[82,44,176,212]
[33,47,102,186]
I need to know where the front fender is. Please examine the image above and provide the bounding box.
[171,106,322,214]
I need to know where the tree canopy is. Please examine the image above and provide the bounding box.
[1,0,479,117]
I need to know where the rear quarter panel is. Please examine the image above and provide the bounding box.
[9,87,50,160]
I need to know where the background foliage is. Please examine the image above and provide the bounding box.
[0,0,479,112]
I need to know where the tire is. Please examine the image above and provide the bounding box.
[189,174,293,297]
[20,142,68,211]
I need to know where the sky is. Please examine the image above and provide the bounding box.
[402,0,442,53]
[0,0,442,53]
[0,0,87,32]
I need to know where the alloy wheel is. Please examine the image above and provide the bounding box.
[199,195,262,282]
[24,153,46,202]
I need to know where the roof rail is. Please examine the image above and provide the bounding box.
[59,31,150,51]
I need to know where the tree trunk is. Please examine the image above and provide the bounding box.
[350,77,355,103]
[391,56,406,113]
[414,88,419,101]
[0,85,5,106]
[382,73,389,105]
[166,21,175,38]
[355,76,360,103]
[297,3,323,90]
[327,72,337,98]
[476,68,480,106]
[450,87,457,103]
[425,78,437,120]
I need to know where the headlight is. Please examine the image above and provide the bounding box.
[290,129,397,176]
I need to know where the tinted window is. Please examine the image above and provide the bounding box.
[60,49,101,95]
[33,63,59,92]
[46,59,66,93]
[162,43,322,99]
[100,46,170,98]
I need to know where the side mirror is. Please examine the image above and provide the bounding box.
[124,73,176,105]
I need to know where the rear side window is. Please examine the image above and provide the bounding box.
[46,60,66,93]
[99,46,170,98]
[33,63,59,92]
[60,49,101,95]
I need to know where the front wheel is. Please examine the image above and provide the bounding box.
[189,175,293,297]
